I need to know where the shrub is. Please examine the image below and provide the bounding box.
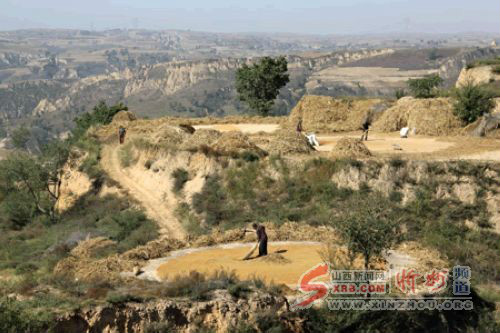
[492,65,500,75]
[407,74,443,98]
[389,157,406,169]
[157,270,240,301]
[172,168,189,193]
[106,293,144,304]
[394,88,407,100]
[453,81,495,124]
[73,101,128,138]
[0,298,53,333]
[240,151,260,162]
[228,282,251,298]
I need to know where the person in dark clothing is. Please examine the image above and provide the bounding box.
[360,118,370,141]
[296,118,303,135]
[243,223,268,257]
[119,127,127,144]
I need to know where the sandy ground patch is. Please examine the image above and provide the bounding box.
[316,133,454,154]
[194,124,280,134]
[458,150,500,162]
[156,242,325,287]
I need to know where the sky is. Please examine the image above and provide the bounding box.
[0,0,499,35]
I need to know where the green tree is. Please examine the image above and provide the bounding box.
[11,126,31,151]
[73,101,128,138]
[0,140,70,227]
[335,193,401,270]
[236,56,290,116]
[407,74,443,99]
[453,80,495,124]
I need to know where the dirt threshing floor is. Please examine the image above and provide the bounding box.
[156,242,326,287]
[192,124,500,161]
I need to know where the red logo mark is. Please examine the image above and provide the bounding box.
[395,268,421,295]
[291,263,330,311]
[424,269,449,293]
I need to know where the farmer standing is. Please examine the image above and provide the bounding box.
[360,118,370,141]
[296,118,303,135]
[243,223,268,259]
[119,126,127,145]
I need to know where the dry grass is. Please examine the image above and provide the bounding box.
[288,95,393,133]
[372,97,463,136]
[253,129,314,155]
[112,110,137,123]
[210,131,267,157]
[179,129,222,152]
[330,137,372,158]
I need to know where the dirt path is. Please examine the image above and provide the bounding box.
[101,144,186,240]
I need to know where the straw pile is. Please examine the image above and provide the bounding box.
[54,255,135,283]
[70,237,117,259]
[193,222,337,247]
[288,96,392,132]
[122,238,186,261]
[331,138,372,158]
[210,131,267,157]
[372,97,463,136]
[150,124,188,146]
[253,130,313,155]
[54,237,133,283]
[179,129,222,152]
[260,253,291,264]
[112,111,137,123]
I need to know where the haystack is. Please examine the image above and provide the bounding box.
[112,111,137,123]
[54,255,135,283]
[122,238,186,261]
[53,237,134,283]
[210,131,267,157]
[70,237,117,259]
[267,129,314,155]
[253,130,313,155]
[372,97,463,136]
[331,138,372,158]
[179,129,222,152]
[151,124,188,146]
[289,96,392,132]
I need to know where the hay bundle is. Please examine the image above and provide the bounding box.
[267,129,314,155]
[179,129,222,152]
[288,96,392,132]
[70,237,117,259]
[210,131,267,157]
[112,111,137,123]
[122,238,186,261]
[260,253,291,264]
[54,255,135,283]
[331,138,372,158]
[151,124,188,146]
[372,97,463,136]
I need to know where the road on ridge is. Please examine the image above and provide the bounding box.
[101,144,186,241]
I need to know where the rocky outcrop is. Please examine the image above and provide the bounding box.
[53,290,300,333]
[456,65,500,87]
[438,47,500,86]
[331,160,500,231]
[32,49,393,117]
